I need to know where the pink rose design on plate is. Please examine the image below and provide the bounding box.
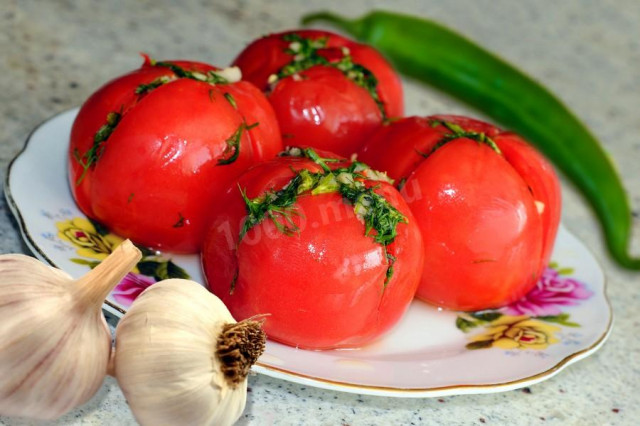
[501,267,592,317]
[112,273,157,307]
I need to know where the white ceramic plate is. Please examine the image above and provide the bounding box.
[4,109,613,397]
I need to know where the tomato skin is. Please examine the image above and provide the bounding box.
[358,115,561,311]
[201,156,424,349]
[358,116,442,181]
[269,66,381,155]
[406,140,543,310]
[69,65,174,217]
[69,58,282,253]
[224,82,283,161]
[429,115,562,278]
[233,30,404,156]
[487,133,561,273]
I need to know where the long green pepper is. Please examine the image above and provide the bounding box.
[302,10,640,270]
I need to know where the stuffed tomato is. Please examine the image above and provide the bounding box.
[201,148,423,349]
[69,56,282,253]
[358,116,561,311]
[233,30,403,156]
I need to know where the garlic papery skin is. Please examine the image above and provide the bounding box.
[0,240,141,420]
[114,279,266,426]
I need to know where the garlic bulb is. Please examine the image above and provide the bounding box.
[0,240,141,420]
[114,279,266,426]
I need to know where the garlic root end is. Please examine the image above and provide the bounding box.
[216,319,266,387]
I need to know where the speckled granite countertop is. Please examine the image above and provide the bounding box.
[1,1,639,425]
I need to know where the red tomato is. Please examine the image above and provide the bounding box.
[68,56,282,253]
[201,150,424,349]
[358,116,561,311]
[233,30,403,157]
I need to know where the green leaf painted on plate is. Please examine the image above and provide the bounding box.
[456,316,478,332]
[165,259,190,280]
[469,311,503,322]
[466,340,493,350]
[133,243,158,257]
[137,259,190,281]
[70,258,101,269]
[556,267,575,276]
[88,218,111,236]
[537,313,580,327]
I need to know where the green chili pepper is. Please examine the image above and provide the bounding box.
[302,10,640,270]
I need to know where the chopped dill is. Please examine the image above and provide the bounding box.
[223,92,238,109]
[270,33,386,119]
[135,59,233,96]
[74,110,121,185]
[173,212,185,228]
[154,61,231,85]
[135,75,173,95]
[237,147,406,287]
[217,122,258,166]
[426,119,502,156]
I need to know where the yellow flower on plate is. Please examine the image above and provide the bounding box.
[56,217,124,261]
[468,315,560,350]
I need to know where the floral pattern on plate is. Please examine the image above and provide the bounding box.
[457,265,592,350]
[55,215,190,307]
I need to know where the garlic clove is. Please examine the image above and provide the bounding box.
[0,240,141,420]
[114,279,266,426]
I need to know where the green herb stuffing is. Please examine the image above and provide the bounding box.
[238,147,405,286]
[425,119,502,157]
[134,59,234,95]
[223,92,238,109]
[74,111,122,184]
[154,61,231,84]
[272,33,386,118]
[217,122,258,166]
[77,60,239,183]
[135,75,173,95]
[173,212,185,228]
